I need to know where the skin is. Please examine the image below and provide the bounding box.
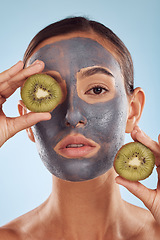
[0,31,160,239]
[26,37,128,181]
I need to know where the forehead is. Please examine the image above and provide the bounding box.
[28,37,121,76]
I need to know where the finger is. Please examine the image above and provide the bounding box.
[0,61,24,81]
[0,95,6,105]
[156,167,160,190]
[158,134,160,145]
[115,176,156,211]
[7,112,51,140]
[131,126,160,158]
[130,127,138,142]
[0,60,45,98]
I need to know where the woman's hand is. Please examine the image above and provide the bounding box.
[115,125,160,224]
[0,60,51,147]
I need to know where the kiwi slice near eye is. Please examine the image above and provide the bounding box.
[114,142,155,181]
[21,74,62,112]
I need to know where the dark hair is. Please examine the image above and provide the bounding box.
[23,16,134,95]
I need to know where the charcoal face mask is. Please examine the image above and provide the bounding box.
[28,37,128,181]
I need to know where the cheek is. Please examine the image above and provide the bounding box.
[33,93,128,150]
[32,105,66,145]
[82,95,128,142]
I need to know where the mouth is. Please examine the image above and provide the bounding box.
[54,134,100,158]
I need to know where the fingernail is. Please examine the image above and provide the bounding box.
[132,127,138,132]
[115,176,119,183]
[138,127,143,135]
[31,60,43,66]
[135,126,143,135]
[134,125,139,131]
[115,178,118,184]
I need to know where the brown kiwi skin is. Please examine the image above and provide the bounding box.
[113,141,155,181]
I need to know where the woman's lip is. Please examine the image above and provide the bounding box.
[54,134,100,158]
[58,134,96,149]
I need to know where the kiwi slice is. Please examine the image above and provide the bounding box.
[21,74,62,112]
[114,142,155,181]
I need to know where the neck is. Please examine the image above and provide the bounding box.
[42,168,126,239]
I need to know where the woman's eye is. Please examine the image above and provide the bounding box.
[85,86,108,95]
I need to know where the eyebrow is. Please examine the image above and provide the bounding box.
[81,67,114,78]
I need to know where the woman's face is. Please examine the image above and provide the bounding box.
[26,33,129,181]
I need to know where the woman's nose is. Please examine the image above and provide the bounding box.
[63,86,87,128]
[64,108,87,128]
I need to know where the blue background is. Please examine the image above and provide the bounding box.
[0,0,159,225]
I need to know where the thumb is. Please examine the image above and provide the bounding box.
[7,112,51,139]
[115,176,156,211]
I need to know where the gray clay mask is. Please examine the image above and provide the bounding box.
[28,37,128,181]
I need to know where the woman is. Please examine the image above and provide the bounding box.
[0,17,160,239]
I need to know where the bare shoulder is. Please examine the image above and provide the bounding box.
[0,227,20,240]
[0,198,51,240]
[0,207,40,240]
[0,216,30,240]
[124,201,160,240]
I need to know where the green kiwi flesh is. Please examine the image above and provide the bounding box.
[114,142,155,181]
[21,74,62,112]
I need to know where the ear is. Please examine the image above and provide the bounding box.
[125,87,145,133]
[18,100,35,143]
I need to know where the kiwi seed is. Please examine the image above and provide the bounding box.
[21,74,63,112]
[114,142,155,181]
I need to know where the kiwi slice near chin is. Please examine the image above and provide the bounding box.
[114,142,155,181]
[21,74,62,112]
